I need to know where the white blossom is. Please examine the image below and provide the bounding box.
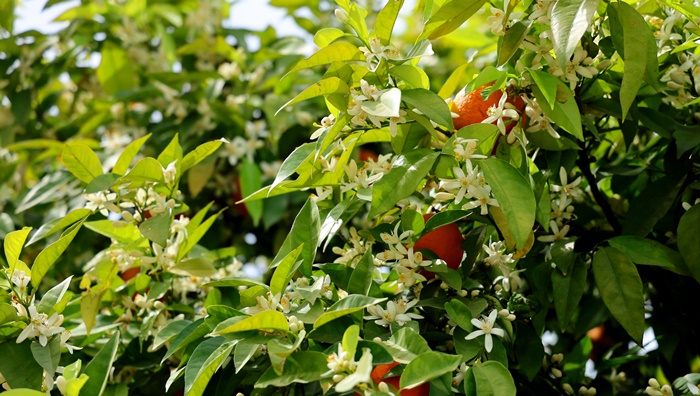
[464,310,505,352]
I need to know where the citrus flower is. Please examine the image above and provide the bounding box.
[482,240,514,268]
[464,310,505,352]
[482,91,520,135]
[537,220,570,242]
[16,306,65,347]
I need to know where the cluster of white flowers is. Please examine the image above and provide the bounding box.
[481,240,524,292]
[538,167,581,248]
[364,298,423,327]
[348,80,405,136]
[358,37,400,72]
[646,378,674,396]
[374,221,432,290]
[438,162,499,216]
[221,120,269,166]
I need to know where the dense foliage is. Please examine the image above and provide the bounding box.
[1,0,699,395]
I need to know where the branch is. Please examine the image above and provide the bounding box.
[576,145,622,234]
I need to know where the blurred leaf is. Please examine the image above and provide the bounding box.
[157,133,183,168]
[61,144,103,184]
[678,205,700,282]
[419,0,488,40]
[438,63,469,99]
[97,43,136,94]
[550,0,600,68]
[84,220,141,243]
[82,332,120,396]
[622,174,685,237]
[514,323,545,381]
[240,159,263,227]
[479,158,536,249]
[112,134,151,175]
[0,341,43,390]
[178,209,224,260]
[592,247,644,343]
[169,258,218,278]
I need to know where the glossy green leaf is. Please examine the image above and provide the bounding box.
[184,337,234,396]
[82,332,120,396]
[419,0,488,40]
[383,327,432,363]
[551,261,586,329]
[608,236,689,275]
[31,221,83,289]
[531,83,583,140]
[528,68,559,108]
[370,149,439,217]
[269,198,320,277]
[401,351,462,389]
[30,337,61,379]
[120,157,165,184]
[376,0,404,44]
[169,258,218,278]
[342,324,361,358]
[592,247,644,343]
[181,140,224,172]
[254,351,329,388]
[313,295,387,329]
[678,205,700,282]
[138,211,171,247]
[214,310,289,334]
[152,319,193,350]
[277,77,349,115]
[84,220,141,243]
[286,41,364,76]
[402,88,454,129]
[270,143,314,194]
[61,143,103,184]
[269,244,304,296]
[313,27,345,47]
[161,319,210,363]
[390,65,430,89]
[479,158,536,249]
[445,299,473,331]
[0,341,44,390]
[347,249,374,296]
[36,276,73,315]
[514,323,545,381]
[497,20,532,66]
[4,227,31,274]
[470,361,516,396]
[240,159,263,226]
[550,0,600,68]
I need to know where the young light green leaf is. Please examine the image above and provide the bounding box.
[61,143,103,184]
[550,0,600,68]
[4,227,31,274]
[342,324,361,358]
[276,77,349,115]
[438,63,469,99]
[479,158,536,249]
[213,310,289,334]
[270,143,315,194]
[362,87,401,117]
[31,221,83,289]
[313,295,387,329]
[120,157,165,184]
[313,27,345,47]
[184,338,234,396]
[497,20,532,66]
[269,244,304,296]
[181,140,223,172]
[286,41,364,76]
[677,205,700,283]
[112,133,151,175]
[527,69,559,108]
[376,0,404,45]
[592,247,645,343]
[419,0,488,40]
[400,351,462,389]
[402,88,454,129]
[269,198,320,277]
[470,361,517,396]
[169,258,218,278]
[157,133,183,167]
[370,149,439,217]
[84,220,142,243]
[82,332,120,396]
[390,65,430,89]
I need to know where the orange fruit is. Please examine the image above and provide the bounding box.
[451,83,525,132]
[382,376,431,396]
[371,361,399,384]
[359,147,379,162]
[120,267,141,282]
[415,213,464,279]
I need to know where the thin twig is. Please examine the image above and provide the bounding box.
[576,143,622,234]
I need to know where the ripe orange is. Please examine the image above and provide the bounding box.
[414,213,464,279]
[120,267,141,282]
[371,361,399,383]
[451,83,525,132]
[359,147,379,162]
[382,376,430,396]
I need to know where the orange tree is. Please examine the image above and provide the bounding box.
[1,0,700,395]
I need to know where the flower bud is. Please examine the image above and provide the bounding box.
[562,383,574,394]
[334,8,349,23]
[552,353,564,364]
[551,368,562,378]
[649,378,661,389]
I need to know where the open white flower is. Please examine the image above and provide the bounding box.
[462,185,499,215]
[551,167,582,199]
[11,270,31,295]
[453,138,487,164]
[84,191,117,216]
[365,299,423,327]
[162,160,177,186]
[482,92,520,135]
[482,240,514,268]
[537,220,570,242]
[16,306,65,347]
[465,310,505,352]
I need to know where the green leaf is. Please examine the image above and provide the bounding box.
[286,41,364,76]
[181,140,224,172]
[313,27,345,47]
[37,276,73,315]
[97,42,136,94]
[0,390,48,396]
[240,159,263,227]
[270,143,315,194]
[119,157,165,184]
[30,336,61,379]
[401,351,462,389]
[383,327,431,363]
[169,258,218,278]
[4,227,31,274]
[254,351,329,388]
[84,220,141,243]
[82,332,120,396]
[152,319,193,350]
[622,175,686,237]
[550,0,600,68]
[528,69,559,108]
[347,249,374,296]
[444,299,473,331]
[551,261,586,330]
[514,323,545,381]
[269,198,320,277]
[470,361,516,396]
[531,83,583,140]
[342,325,361,358]
[479,158,536,249]
[592,247,644,343]
[402,88,454,129]
[138,211,171,247]
[84,174,120,194]
[391,65,431,89]
[161,319,210,363]
[313,295,387,329]
[31,221,83,289]
[678,205,700,282]
[178,209,224,260]
[61,144,103,184]
[497,20,532,66]
[213,310,289,334]
[370,149,439,217]
[419,0,488,40]
[376,0,404,44]
[157,134,183,168]
[277,77,349,115]
[270,244,304,296]
[113,134,151,175]
[608,236,689,276]
[184,338,234,396]
[362,88,402,117]
[0,341,44,390]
